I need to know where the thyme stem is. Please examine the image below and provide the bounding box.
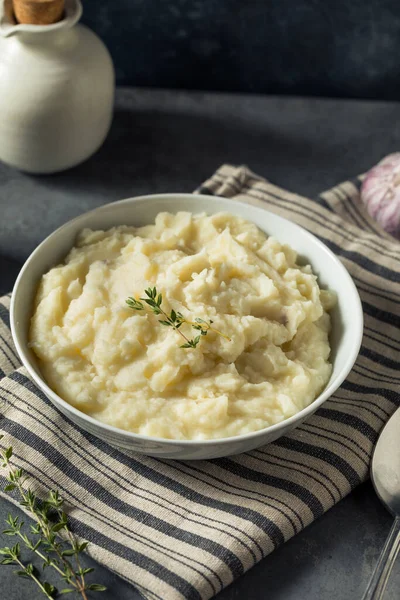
[0,437,106,598]
[126,287,231,349]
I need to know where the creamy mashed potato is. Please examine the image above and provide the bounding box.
[30,212,336,440]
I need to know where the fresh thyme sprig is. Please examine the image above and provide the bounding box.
[0,436,106,598]
[126,287,231,349]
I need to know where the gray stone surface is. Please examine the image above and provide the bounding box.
[0,88,399,599]
[80,0,400,100]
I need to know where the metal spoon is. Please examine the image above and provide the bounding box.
[362,406,400,599]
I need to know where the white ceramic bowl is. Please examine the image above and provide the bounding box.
[10,194,363,460]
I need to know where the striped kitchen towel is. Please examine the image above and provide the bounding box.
[0,164,399,600]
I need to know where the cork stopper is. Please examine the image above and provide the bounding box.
[12,0,65,25]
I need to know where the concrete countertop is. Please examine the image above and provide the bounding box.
[0,88,399,599]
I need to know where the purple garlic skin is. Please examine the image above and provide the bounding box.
[361,152,400,239]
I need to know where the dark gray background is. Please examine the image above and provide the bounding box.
[0,88,399,598]
[80,0,400,99]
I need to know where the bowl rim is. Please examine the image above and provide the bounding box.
[10,192,364,447]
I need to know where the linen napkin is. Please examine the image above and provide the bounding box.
[0,164,399,600]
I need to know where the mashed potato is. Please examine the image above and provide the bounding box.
[30,212,336,440]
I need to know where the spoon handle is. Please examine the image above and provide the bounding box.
[362,516,400,600]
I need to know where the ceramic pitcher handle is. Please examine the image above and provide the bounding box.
[362,516,400,600]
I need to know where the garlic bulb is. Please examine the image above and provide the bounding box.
[361,153,400,239]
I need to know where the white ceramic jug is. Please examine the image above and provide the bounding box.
[0,0,114,173]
